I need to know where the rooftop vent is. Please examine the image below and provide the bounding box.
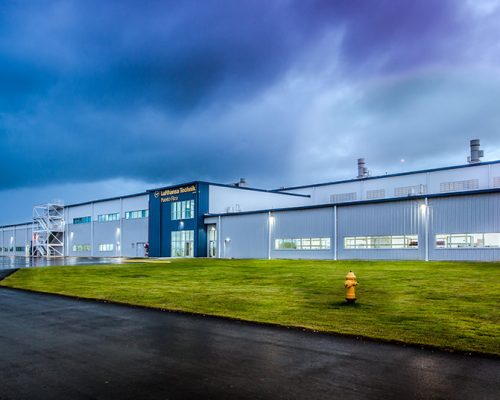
[357,158,370,178]
[467,139,484,164]
[234,178,247,187]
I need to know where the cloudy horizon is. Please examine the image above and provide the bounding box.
[1,0,500,224]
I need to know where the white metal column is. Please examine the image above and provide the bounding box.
[91,202,94,257]
[119,198,123,257]
[333,205,338,261]
[424,197,429,262]
[217,216,221,258]
[267,212,273,260]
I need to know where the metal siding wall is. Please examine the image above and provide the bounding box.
[122,219,148,257]
[67,204,93,221]
[208,185,309,214]
[429,192,500,261]
[3,229,15,253]
[283,163,494,204]
[14,226,29,255]
[94,221,120,256]
[3,228,19,254]
[271,208,335,259]
[122,195,149,213]
[93,200,121,217]
[337,200,423,260]
[220,214,268,259]
[67,223,92,256]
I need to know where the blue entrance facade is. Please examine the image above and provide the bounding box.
[148,182,209,257]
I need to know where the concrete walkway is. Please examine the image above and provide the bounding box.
[0,288,498,399]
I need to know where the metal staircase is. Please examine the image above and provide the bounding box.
[32,203,65,257]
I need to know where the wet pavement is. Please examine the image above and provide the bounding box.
[0,256,124,270]
[0,288,498,400]
[0,268,18,281]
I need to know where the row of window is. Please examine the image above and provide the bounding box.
[73,216,91,224]
[72,209,148,224]
[272,233,500,250]
[7,247,24,252]
[125,210,149,220]
[330,186,426,203]
[440,179,478,193]
[329,179,486,203]
[171,200,195,221]
[72,244,91,252]
[1,247,27,252]
[275,238,331,250]
[436,233,500,248]
[344,235,418,249]
[71,244,113,252]
[98,243,114,252]
[97,213,119,222]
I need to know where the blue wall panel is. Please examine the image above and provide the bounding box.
[148,182,209,257]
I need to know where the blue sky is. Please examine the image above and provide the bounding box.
[1,0,500,224]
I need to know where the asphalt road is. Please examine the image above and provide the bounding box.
[0,289,498,400]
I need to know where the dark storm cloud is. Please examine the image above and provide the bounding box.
[0,0,497,205]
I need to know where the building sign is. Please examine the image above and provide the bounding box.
[161,196,179,203]
[154,184,197,203]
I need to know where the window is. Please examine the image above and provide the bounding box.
[440,179,478,193]
[171,230,194,257]
[73,216,91,224]
[72,244,91,252]
[97,213,120,222]
[330,192,357,203]
[125,209,149,219]
[98,243,114,252]
[394,185,427,197]
[435,233,500,249]
[494,177,500,188]
[275,237,331,250]
[344,235,418,249]
[171,200,195,220]
[15,246,25,252]
[366,189,385,199]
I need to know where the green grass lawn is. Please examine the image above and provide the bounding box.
[1,258,499,355]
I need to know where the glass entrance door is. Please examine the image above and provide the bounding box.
[208,225,217,257]
[171,230,194,257]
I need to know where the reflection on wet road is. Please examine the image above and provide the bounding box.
[0,256,123,270]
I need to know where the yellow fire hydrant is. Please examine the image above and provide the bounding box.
[344,271,358,303]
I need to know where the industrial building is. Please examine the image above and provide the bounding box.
[1,140,499,261]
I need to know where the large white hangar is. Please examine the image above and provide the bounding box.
[1,140,500,261]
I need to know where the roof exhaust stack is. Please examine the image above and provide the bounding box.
[467,139,484,164]
[357,158,369,178]
[234,178,247,187]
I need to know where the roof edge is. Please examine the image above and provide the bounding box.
[274,159,500,191]
[147,180,310,198]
